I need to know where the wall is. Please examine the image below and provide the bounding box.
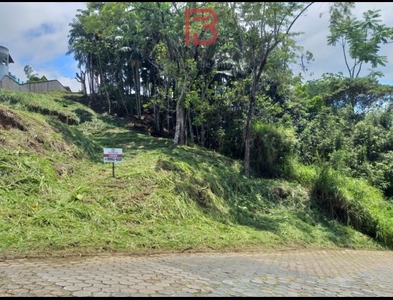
[0,75,71,93]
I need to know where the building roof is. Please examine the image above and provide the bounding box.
[0,45,14,63]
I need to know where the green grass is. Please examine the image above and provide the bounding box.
[311,166,393,248]
[0,90,389,258]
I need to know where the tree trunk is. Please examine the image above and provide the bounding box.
[244,93,255,177]
[174,77,187,145]
[188,108,194,145]
[244,54,268,177]
[174,101,185,145]
[88,53,95,98]
[166,82,170,135]
[195,123,199,145]
[154,97,161,133]
[185,108,188,145]
[86,70,92,106]
[76,70,87,96]
[132,65,141,119]
[96,42,111,114]
[201,123,205,147]
[151,80,161,133]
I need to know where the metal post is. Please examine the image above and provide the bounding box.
[112,162,115,177]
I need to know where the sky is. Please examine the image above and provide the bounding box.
[290,2,393,85]
[0,2,393,93]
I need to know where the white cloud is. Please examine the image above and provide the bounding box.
[1,3,84,60]
[56,76,82,93]
[0,2,86,92]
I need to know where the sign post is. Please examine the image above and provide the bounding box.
[103,148,123,177]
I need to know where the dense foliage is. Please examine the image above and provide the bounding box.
[67,2,393,216]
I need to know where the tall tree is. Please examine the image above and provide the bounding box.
[226,2,314,177]
[327,8,393,79]
[68,7,101,98]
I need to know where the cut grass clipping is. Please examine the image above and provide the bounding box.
[0,90,391,258]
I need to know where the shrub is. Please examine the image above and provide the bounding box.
[311,165,393,247]
[250,122,297,178]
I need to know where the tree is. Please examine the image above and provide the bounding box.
[224,2,314,177]
[147,2,216,145]
[23,65,39,83]
[68,8,99,98]
[300,73,393,117]
[327,8,393,79]
[23,65,46,83]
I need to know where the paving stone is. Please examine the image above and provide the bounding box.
[0,250,392,297]
[5,288,29,295]
[72,282,92,288]
[63,285,82,292]
[72,290,92,297]
[107,292,131,297]
[91,292,112,297]
[118,287,139,294]
[82,286,103,293]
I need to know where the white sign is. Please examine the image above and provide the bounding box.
[103,148,123,163]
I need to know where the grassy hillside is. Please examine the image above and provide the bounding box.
[0,89,391,258]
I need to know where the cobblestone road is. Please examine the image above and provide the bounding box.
[1,249,393,296]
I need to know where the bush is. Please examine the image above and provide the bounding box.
[287,158,319,187]
[311,166,393,247]
[250,122,296,178]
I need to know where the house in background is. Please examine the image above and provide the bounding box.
[0,45,71,93]
[0,45,15,79]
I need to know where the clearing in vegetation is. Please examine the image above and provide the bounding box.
[0,89,392,259]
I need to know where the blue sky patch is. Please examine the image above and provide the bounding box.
[25,23,56,40]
